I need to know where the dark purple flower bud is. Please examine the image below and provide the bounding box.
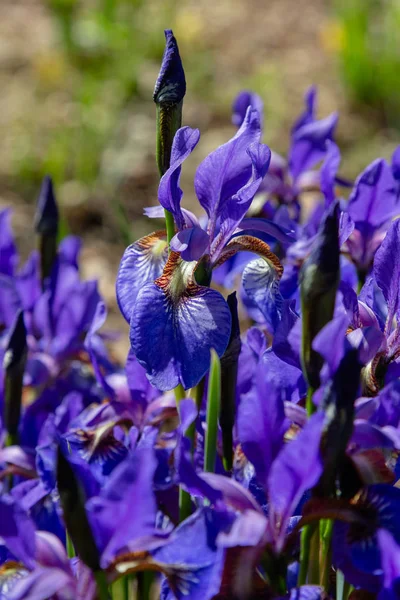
[56,446,101,573]
[154,30,186,178]
[3,310,27,444]
[300,202,340,393]
[153,30,186,106]
[219,292,241,472]
[34,176,59,286]
[316,348,363,498]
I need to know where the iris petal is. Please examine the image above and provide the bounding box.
[130,252,232,390]
[116,231,168,323]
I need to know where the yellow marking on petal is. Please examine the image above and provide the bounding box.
[152,239,168,257]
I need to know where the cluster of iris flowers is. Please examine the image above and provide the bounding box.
[1,28,400,600]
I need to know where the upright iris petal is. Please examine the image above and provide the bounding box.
[194,106,261,239]
[0,209,18,276]
[289,87,338,182]
[130,252,232,390]
[158,127,200,230]
[116,231,168,323]
[232,90,264,129]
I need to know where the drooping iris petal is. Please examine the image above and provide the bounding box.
[348,158,398,228]
[194,106,261,233]
[116,231,168,323]
[373,218,400,331]
[130,252,232,390]
[333,484,400,588]
[232,90,264,129]
[170,226,210,261]
[268,412,325,550]
[158,127,200,230]
[378,529,400,600]
[242,256,284,333]
[7,568,74,600]
[238,368,288,491]
[153,508,225,600]
[0,208,18,276]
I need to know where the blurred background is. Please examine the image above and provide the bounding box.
[1,0,399,354]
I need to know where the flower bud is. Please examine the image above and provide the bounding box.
[3,310,27,444]
[300,202,340,393]
[154,30,186,177]
[34,176,59,287]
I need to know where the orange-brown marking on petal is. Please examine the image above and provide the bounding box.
[214,235,283,279]
[137,230,168,251]
[155,251,201,302]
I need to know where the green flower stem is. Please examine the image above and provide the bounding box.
[298,523,315,586]
[179,487,192,523]
[94,570,109,600]
[308,525,320,584]
[174,384,185,403]
[111,575,132,600]
[320,519,333,591]
[66,531,75,559]
[137,572,153,600]
[306,386,316,417]
[164,208,176,246]
[336,569,354,600]
[204,350,221,473]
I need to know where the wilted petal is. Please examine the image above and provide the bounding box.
[116,231,168,323]
[158,127,200,229]
[130,252,231,390]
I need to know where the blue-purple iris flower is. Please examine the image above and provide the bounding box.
[117,107,294,390]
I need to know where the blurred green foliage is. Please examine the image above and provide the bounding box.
[17,0,178,190]
[334,0,400,128]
